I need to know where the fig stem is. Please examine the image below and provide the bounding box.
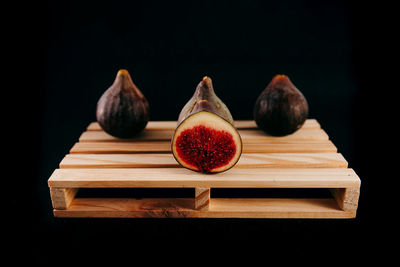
[201,76,212,88]
[117,69,130,77]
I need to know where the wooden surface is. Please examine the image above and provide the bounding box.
[69,140,337,154]
[48,168,359,188]
[60,152,347,168]
[53,198,356,218]
[194,188,210,210]
[79,128,329,142]
[50,188,78,210]
[86,119,321,131]
[48,119,361,218]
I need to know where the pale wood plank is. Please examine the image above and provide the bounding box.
[79,130,173,142]
[86,119,321,131]
[59,153,347,169]
[48,168,361,188]
[233,120,320,130]
[69,140,337,154]
[70,141,171,154]
[60,153,177,168]
[87,121,179,131]
[49,188,78,209]
[241,128,328,140]
[237,153,347,168]
[194,188,210,210]
[53,198,355,218]
[78,128,329,142]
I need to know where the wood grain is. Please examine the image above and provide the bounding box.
[330,187,360,211]
[48,168,360,188]
[53,197,356,218]
[195,188,210,210]
[78,128,329,142]
[49,188,78,209]
[60,153,347,169]
[86,119,321,131]
[69,140,337,154]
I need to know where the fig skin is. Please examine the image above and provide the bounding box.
[96,69,150,138]
[177,76,233,125]
[254,75,308,136]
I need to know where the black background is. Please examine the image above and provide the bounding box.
[11,0,395,263]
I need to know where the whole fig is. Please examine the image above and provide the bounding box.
[96,69,150,138]
[254,74,308,136]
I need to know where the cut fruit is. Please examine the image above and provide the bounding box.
[172,76,242,174]
[172,111,242,173]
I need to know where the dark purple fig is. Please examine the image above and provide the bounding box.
[254,74,308,136]
[96,69,150,138]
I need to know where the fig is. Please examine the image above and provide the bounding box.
[96,69,150,138]
[253,74,308,136]
[172,76,242,173]
[177,76,234,125]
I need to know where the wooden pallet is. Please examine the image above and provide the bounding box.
[48,119,361,218]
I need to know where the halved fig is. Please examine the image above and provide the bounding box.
[171,77,242,173]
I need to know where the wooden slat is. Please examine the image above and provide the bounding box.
[70,141,171,154]
[78,128,329,142]
[59,153,348,169]
[53,198,356,218]
[48,168,360,188]
[86,119,321,131]
[237,153,346,168]
[61,153,177,168]
[80,130,173,142]
[69,140,337,154]
[232,119,320,130]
